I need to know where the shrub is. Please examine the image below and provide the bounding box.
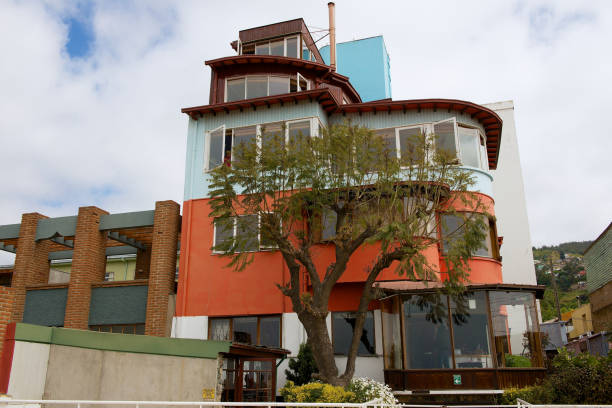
[280,381,355,403]
[285,343,318,385]
[497,349,612,405]
[504,353,532,367]
[347,377,398,405]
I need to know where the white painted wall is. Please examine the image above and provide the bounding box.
[485,100,537,285]
[7,342,50,399]
[172,315,207,339]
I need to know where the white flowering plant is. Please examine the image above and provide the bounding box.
[347,377,398,406]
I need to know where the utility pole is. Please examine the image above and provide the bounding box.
[549,251,562,321]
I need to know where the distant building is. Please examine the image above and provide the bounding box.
[562,304,593,340]
[584,222,612,332]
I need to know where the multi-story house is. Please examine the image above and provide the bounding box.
[174,11,545,401]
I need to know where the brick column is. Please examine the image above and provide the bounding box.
[10,213,51,322]
[134,247,151,279]
[64,206,108,330]
[145,200,180,337]
[0,287,15,354]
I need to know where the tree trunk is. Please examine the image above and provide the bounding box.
[297,309,344,385]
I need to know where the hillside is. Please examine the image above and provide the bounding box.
[532,241,590,322]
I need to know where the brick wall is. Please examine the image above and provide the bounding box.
[64,207,109,329]
[0,287,15,354]
[11,213,51,322]
[145,201,180,336]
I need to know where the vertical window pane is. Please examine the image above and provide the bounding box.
[332,311,376,355]
[490,291,541,367]
[374,128,397,159]
[255,42,269,55]
[269,40,284,56]
[226,78,245,102]
[458,127,480,168]
[260,213,280,249]
[474,214,493,257]
[209,128,224,169]
[261,122,285,160]
[236,215,259,252]
[302,40,309,59]
[233,316,258,344]
[214,218,234,250]
[260,316,281,348]
[246,76,268,99]
[224,129,233,165]
[403,295,452,368]
[269,76,289,95]
[286,37,298,58]
[211,318,231,340]
[450,292,493,368]
[480,136,489,170]
[434,119,458,158]
[233,126,257,150]
[382,298,403,369]
[399,127,423,163]
[441,214,463,255]
[321,209,337,241]
[298,74,308,91]
[288,120,311,146]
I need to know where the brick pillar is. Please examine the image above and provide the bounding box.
[134,247,151,279]
[10,213,51,322]
[145,200,180,337]
[64,206,108,330]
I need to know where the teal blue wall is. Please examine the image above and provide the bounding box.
[23,288,67,327]
[89,285,148,325]
[320,36,392,102]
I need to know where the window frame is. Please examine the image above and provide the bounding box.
[224,73,310,103]
[439,211,499,260]
[208,315,283,348]
[331,310,377,357]
[212,213,279,254]
[204,125,226,173]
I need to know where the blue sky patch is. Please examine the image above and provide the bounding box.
[63,3,94,58]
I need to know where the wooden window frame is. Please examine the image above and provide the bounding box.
[208,315,282,348]
[204,125,226,173]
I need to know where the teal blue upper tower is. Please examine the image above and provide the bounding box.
[320,36,391,102]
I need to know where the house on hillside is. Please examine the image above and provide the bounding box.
[174,9,545,401]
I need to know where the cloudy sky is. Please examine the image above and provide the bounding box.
[0,0,610,263]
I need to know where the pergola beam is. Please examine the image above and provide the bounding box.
[107,231,146,251]
[50,236,74,248]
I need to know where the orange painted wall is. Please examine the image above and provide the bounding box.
[176,192,502,317]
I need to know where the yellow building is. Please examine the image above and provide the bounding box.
[562,304,594,339]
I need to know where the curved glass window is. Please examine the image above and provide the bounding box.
[403,295,452,368]
[441,213,495,258]
[450,292,493,368]
[225,74,309,102]
[489,291,541,367]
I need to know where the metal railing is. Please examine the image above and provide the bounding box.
[0,400,611,408]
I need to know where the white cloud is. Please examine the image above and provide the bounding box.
[0,0,610,265]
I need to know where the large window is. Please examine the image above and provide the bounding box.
[450,292,493,368]
[210,315,281,348]
[214,214,272,253]
[403,295,452,368]
[372,118,489,170]
[205,119,319,172]
[225,74,309,102]
[90,323,145,335]
[332,311,376,356]
[441,212,496,258]
[489,291,541,367]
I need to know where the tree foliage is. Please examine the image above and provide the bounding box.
[208,122,489,385]
[285,343,318,385]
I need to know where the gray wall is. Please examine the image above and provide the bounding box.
[42,344,220,401]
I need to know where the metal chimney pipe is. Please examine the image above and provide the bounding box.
[328,2,336,71]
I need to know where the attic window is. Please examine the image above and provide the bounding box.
[250,35,300,58]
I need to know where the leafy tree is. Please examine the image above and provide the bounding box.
[285,343,318,385]
[208,122,488,385]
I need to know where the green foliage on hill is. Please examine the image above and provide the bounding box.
[540,288,588,321]
[533,240,593,258]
